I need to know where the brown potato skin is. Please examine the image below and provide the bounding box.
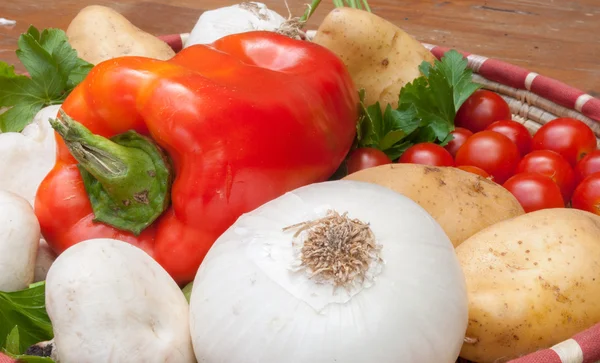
[313,8,436,110]
[456,208,600,363]
[66,5,176,65]
[343,164,524,247]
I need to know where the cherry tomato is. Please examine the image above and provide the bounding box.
[456,165,493,180]
[515,150,575,204]
[486,120,533,156]
[454,89,512,132]
[444,127,473,157]
[574,150,600,184]
[455,131,521,183]
[571,172,600,216]
[398,143,454,166]
[503,172,564,213]
[531,117,597,166]
[346,147,392,174]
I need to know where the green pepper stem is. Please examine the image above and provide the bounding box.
[50,110,172,235]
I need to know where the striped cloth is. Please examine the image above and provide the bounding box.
[1,322,599,363]
[423,44,600,124]
[155,32,600,363]
[3,32,597,363]
[509,322,600,363]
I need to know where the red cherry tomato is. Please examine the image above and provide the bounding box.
[454,89,512,132]
[346,147,392,174]
[503,172,565,213]
[515,150,575,204]
[455,131,521,183]
[399,143,454,166]
[574,150,600,184]
[456,165,493,180]
[531,117,597,166]
[444,127,473,157]
[486,120,533,156]
[571,172,600,216]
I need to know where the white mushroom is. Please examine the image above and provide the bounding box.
[0,105,61,207]
[33,239,57,282]
[45,238,196,363]
[0,190,41,292]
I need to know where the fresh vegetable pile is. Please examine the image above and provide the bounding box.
[1,1,599,363]
[344,80,599,215]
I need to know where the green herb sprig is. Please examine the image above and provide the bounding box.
[354,49,481,160]
[0,26,93,133]
[0,282,53,357]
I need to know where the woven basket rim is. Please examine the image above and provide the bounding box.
[1,30,598,363]
[158,32,600,143]
[155,32,600,363]
[422,43,600,144]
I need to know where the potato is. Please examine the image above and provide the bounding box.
[457,208,600,363]
[66,5,176,65]
[313,8,436,109]
[343,164,524,247]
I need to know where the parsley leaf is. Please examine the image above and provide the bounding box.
[355,90,384,147]
[434,50,481,110]
[0,26,93,133]
[7,355,55,363]
[0,282,53,355]
[2,326,55,363]
[5,327,20,355]
[353,49,481,160]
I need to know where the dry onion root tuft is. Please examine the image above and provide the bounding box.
[283,210,382,287]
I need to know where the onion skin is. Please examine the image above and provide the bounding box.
[189,180,468,363]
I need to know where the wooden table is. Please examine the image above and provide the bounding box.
[1,0,599,94]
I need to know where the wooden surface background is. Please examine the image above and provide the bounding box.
[1,0,598,95]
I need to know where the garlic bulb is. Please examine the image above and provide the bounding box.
[189,180,468,363]
[185,2,286,48]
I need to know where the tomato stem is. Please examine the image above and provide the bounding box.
[50,110,172,235]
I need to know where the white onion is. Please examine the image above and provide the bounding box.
[185,2,286,48]
[189,180,468,363]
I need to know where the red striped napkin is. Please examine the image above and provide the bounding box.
[508,322,600,363]
[0,353,15,363]
[425,44,600,124]
[1,323,599,362]
[157,33,600,125]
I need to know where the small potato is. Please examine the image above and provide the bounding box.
[457,208,600,363]
[313,8,436,109]
[343,164,524,247]
[66,5,175,65]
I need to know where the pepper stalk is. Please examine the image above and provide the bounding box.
[49,110,172,235]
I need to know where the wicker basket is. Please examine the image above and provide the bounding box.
[1,32,597,363]
[423,43,600,147]
[159,32,600,143]
[424,44,600,363]
[158,33,600,363]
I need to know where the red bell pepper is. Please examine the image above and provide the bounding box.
[34,31,358,284]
